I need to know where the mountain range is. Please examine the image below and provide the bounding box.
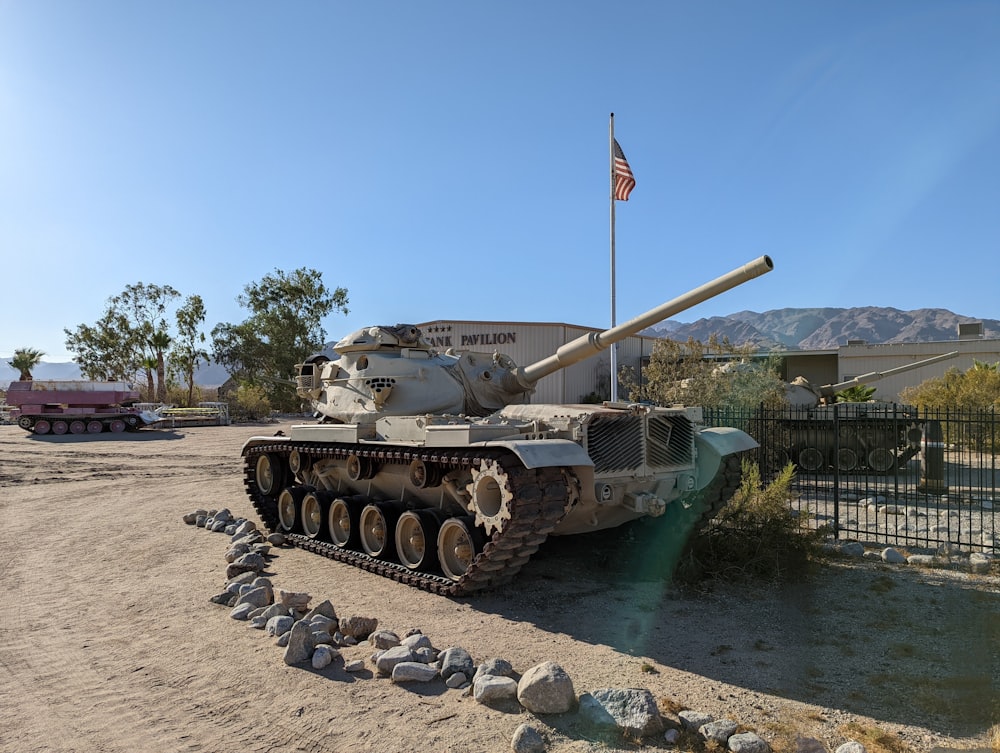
[0,360,231,390]
[645,307,1000,350]
[3,307,997,389]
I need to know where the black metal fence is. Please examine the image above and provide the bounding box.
[703,404,999,554]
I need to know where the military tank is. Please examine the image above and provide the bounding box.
[779,351,957,473]
[241,255,774,595]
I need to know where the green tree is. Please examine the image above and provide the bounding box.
[65,283,180,382]
[900,362,1000,410]
[627,336,787,410]
[8,347,45,381]
[211,268,348,412]
[171,295,208,407]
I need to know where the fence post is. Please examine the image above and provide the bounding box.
[918,417,947,493]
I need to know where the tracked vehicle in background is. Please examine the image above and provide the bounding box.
[7,380,161,435]
[779,351,958,474]
[241,256,774,595]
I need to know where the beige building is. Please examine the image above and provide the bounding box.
[417,319,1000,404]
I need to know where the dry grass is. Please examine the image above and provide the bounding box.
[837,722,915,753]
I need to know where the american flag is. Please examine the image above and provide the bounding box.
[613,139,636,201]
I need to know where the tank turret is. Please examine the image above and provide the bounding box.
[241,255,775,596]
[298,255,774,424]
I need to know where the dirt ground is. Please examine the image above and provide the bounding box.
[1,420,997,753]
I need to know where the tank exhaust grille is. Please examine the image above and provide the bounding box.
[586,414,643,472]
[647,414,695,468]
[585,412,695,473]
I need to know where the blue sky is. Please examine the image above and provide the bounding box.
[2,1,998,361]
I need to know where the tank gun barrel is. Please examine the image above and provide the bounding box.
[511,255,774,389]
[826,350,959,394]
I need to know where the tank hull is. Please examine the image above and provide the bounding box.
[777,403,923,474]
[241,404,754,595]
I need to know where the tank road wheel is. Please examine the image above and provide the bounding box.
[52,420,69,435]
[109,419,126,434]
[276,485,315,533]
[346,454,377,482]
[797,447,825,472]
[437,516,486,581]
[254,453,287,497]
[867,447,896,473]
[33,420,51,435]
[289,449,312,475]
[69,420,86,435]
[86,420,104,434]
[300,490,335,539]
[359,502,403,559]
[837,447,859,472]
[468,459,514,535]
[328,496,366,549]
[407,459,442,489]
[17,416,33,431]
[395,509,445,571]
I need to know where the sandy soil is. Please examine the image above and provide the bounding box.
[1,420,997,753]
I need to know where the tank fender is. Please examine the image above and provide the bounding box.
[241,435,293,455]
[483,438,594,471]
[694,427,757,490]
[485,438,596,505]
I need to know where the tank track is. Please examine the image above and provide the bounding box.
[692,451,746,529]
[242,441,571,596]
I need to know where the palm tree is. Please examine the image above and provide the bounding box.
[8,348,45,381]
[149,330,172,402]
[141,356,158,402]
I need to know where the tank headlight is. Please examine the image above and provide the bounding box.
[595,483,614,504]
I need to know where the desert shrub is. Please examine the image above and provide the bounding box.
[164,383,205,407]
[676,459,825,583]
[228,383,272,422]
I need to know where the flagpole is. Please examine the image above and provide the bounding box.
[609,112,618,402]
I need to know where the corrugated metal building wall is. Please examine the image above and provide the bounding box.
[418,320,665,404]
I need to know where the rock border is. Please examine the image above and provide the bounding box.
[187,508,893,753]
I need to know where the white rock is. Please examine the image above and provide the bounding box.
[728,732,771,753]
[474,675,518,704]
[375,645,415,675]
[516,662,575,714]
[511,723,546,753]
[881,547,906,564]
[835,742,867,753]
[678,710,713,730]
[391,661,438,683]
[700,719,738,744]
[311,644,339,669]
[446,672,468,689]
[840,542,865,557]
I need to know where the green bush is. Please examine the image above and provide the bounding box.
[229,383,272,422]
[676,459,825,583]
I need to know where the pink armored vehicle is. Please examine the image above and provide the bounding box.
[8,380,160,435]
